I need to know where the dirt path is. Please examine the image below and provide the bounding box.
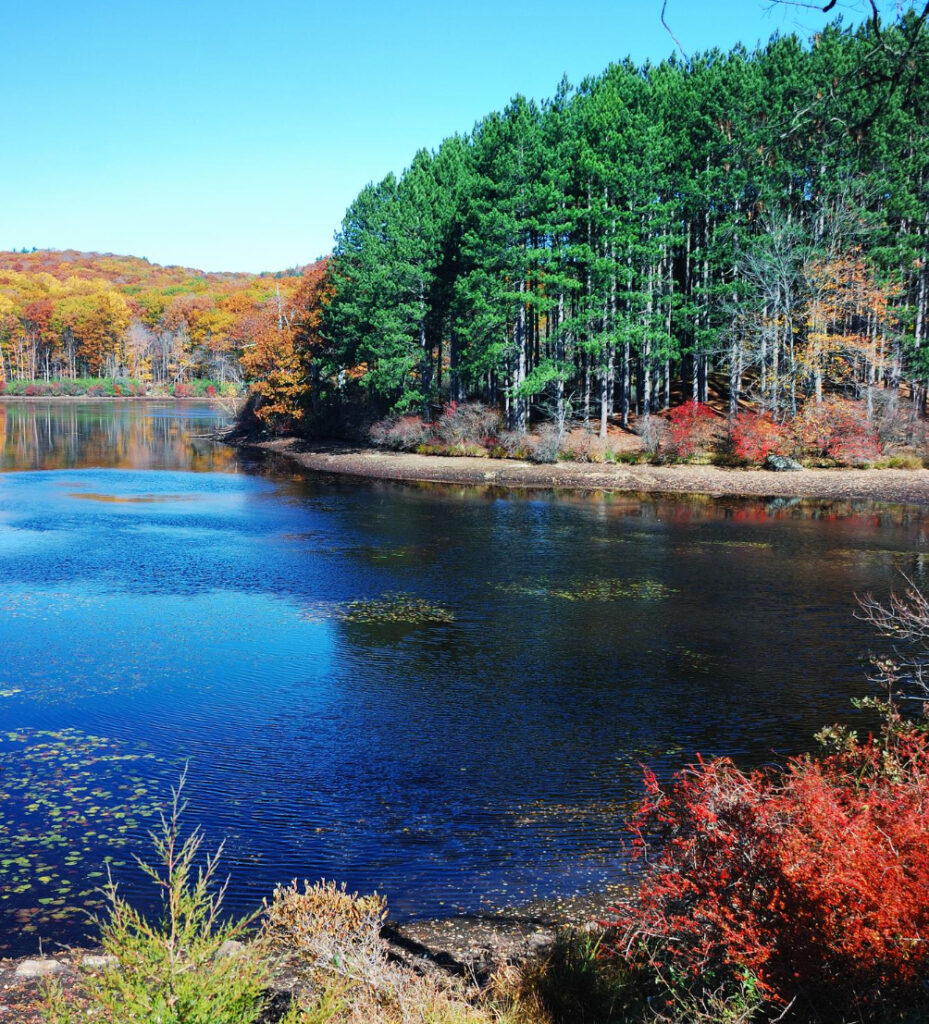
[234,437,929,507]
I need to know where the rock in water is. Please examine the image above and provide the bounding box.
[764,454,803,472]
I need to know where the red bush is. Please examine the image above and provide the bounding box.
[605,724,929,1018]
[173,382,193,398]
[730,412,791,463]
[793,397,881,463]
[205,384,217,397]
[668,401,718,458]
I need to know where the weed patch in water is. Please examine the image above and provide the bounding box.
[0,729,165,947]
[499,578,676,602]
[340,592,455,625]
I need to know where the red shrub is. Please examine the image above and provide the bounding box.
[730,412,791,463]
[793,397,881,463]
[173,382,193,398]
[668,401,718,458]
[205,384,217,397]
[604,724,929,1018]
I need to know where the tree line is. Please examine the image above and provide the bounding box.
[262,12,928,439]
[0,251,308,388]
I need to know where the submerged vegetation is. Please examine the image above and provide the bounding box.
[0,730,164,941]
[498,578,676,602]
[340,592,456,625]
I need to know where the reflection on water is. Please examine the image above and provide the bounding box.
[0,399,237,472]
[0,400,927,954]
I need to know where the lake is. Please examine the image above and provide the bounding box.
[0,400,924,954]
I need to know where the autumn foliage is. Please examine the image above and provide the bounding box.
[0,250,312,387]
[793,396,882,463]
[605,721,929,1019]
[729,411,791,463]
[238,259,333,431]
[667,401,718,458]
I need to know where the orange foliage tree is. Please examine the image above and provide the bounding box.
[239,260,332,431]
[801,249,901,407]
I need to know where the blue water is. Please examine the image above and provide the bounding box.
[0,400,924,954]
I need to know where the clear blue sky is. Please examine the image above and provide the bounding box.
[1,0,900,273]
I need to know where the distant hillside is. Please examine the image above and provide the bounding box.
[0,249,317,385]
[0,249,299,289]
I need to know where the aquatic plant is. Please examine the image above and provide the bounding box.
[498,578,676,602]
[0,729,165,945]
[340,592,455,625]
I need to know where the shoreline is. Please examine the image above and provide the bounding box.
[0,887,621,1022]
[231,436,929,507]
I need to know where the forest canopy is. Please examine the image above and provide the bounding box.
[301,11,928,438]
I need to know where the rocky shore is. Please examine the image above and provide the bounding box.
[0,888,619,1021]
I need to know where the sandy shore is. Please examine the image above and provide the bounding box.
[233,437,929,507]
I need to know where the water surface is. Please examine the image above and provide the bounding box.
[0,400,923,953]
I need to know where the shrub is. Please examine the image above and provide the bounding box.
[634,416,669,459]
[604,720,929,1020]
[42,773,273,1024]
[667,401,718,458]
[173,382,194,398]
[871,391,927,449]
[262,879,387,985]
[560,431,613,463]
[494,430,527,459]
[729,412,791,464]
[527,425,561,464]
[434,402,501,446]
[369,414,432,451]
[873,453,925,470]
[793,397,881,464]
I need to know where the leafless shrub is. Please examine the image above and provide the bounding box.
[494,430,527,458]
[527,425,561,464]
[560,429,617,463]
[634,416,669,457]
[856,575,929,712]
[369,415,432,451]
[263,879,388,986]
[261,880,510,1023]
[435,403,501,446]
[870,391,927,450]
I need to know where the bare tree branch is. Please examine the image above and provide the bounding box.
[660,1,689,61]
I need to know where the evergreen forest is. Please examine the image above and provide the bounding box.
[300,13,929,442]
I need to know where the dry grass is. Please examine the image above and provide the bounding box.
[258,881,599,1024]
